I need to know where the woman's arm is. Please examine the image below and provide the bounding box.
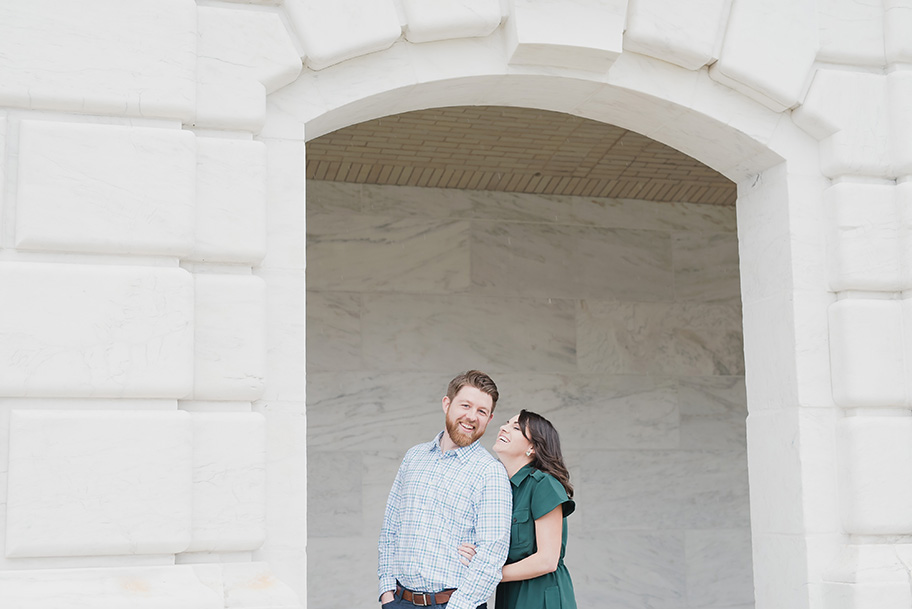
[500,506,563,582]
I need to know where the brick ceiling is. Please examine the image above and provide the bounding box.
[305,106,736,206]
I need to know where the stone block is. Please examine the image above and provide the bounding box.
[836,417,912,534]
[885,0,912,64]
[624,0,728,70]
[685,529,755,607]
[196,7,302,130]
[259,271,306,402]
[0,566,221,609]
[577,300,744,376]
[796,69,892,178]
[261,139,307,271]
[306,215,471,293]
[824,182,902,291]
[0,0,195,119]
[16,120,195,256]
[0,262,194,398]
[192,138,267,263]
[6,410,193,557]
[0,111,5,220]
[361,293,576,372]
[816,0,885,66]
[401,0,501,43]
[306,291,362,372]
[745,410,804,534]
[186,412,267,552]
[710,0,818,111]
[284,0,402,70]
[193,274,266,401]
[890,71,912,176]
[506,0,626,72]
[829,299,905,408]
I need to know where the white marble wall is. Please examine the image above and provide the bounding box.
[306,180,752,609]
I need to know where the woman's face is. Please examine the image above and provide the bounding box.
[492,414,534,459]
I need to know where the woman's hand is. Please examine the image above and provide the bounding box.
[457,543,476,566]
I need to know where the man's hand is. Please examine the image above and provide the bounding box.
[380,590,395,604]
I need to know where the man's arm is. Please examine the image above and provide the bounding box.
[378,458,405,601]
[446,462,512,609]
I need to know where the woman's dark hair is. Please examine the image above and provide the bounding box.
[518,409,573,498]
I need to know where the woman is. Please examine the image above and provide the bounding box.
[460,409,577,609]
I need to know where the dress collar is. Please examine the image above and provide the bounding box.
[510,463,535,487]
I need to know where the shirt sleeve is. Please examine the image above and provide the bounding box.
[378,454,406,599]
[446,461,512,609]
[530,473,573,520]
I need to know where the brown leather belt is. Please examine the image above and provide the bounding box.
[397,583,455,606]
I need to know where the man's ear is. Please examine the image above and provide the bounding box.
[442,396,450,414]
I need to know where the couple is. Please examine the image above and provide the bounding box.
[378,370,577,609]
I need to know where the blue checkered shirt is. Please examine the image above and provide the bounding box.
[378,431,512,609]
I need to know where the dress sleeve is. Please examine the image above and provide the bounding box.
[530,473,574,520]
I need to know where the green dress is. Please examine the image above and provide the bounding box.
[495,464,577,609]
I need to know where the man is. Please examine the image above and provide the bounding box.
[378,370,512,609]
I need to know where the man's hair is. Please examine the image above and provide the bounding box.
[446,370,499,411]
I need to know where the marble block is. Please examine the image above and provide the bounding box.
[284,0,402,70]
[306,291,362,372]
[825,182,903,291]
[581,449,750,530]
[259,271,307,402]
[677,376,748,450]
[0,112,5,218]
[6,410,193,557]
[574,530,686,609]
[0,0,195,119]
[890,71,912,176]
[710,0,818,111]
[886,0,912,63]
[186,412,267,553]
[672,231,741,302]
[492,372,680,450]
[193,274,266,401]
[829,299,905,408]
[219,562,302,608]
[196,7,302,130]
[0,262,194,398]
[624,0,728,70]
[361,293,576,372]
[261,139,307,271]
[816,0,885,65]
[797,69,892,178]
[506,0,625,71]
[306,371,460,452]
[192,138,267,263]
[685,528,755,607]
[837,416,912,534]
[0,565,221,609]
[16,120,195,256]
[401,0,501,43]
[308,451,362,537]
[307,213,471,293]
[577,300,744,376]
[471,222,674,301]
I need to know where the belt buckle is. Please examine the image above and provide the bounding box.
[413,592,430,606]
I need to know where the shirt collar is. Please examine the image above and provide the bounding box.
[510,463,535,487]
[430,430,482,463]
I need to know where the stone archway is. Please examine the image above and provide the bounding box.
[272,35,829,609]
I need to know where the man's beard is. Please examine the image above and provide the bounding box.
[446,416,482,447]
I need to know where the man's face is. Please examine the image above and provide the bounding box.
[442,385,494,447]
